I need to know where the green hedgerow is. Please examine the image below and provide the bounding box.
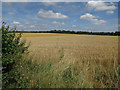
[1,22,29,88]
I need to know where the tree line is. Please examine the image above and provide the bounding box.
[14,30,120,36]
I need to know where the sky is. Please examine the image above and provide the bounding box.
[2,1,118,32]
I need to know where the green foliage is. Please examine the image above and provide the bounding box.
[1,22,118,88]
[15,30,120,36]
[1,22,29,88]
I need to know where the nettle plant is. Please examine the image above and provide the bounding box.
[1,22,29,88]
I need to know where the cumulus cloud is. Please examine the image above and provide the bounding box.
[86,1,116,11]
[12,21,20,25]
[80,13,106,25]
[30,25,35,28]
[106,10,114,14]
[38,9,68,19]
[8,12,14,15]
[42,2,57,6]
[52,21,65,25]
[25,22,30,24]
[19,25,23,27]
[86,1,116,14]
[72,25,77,27]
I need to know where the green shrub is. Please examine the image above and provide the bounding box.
[1,22,29,88]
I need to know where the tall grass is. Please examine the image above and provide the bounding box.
[2,24,118,88]
[20,51,118,88]
[19,33,119,88]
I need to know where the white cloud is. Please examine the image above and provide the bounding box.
[38,9,68,19]
[25,22,30,24]
[52,21,65,25]
[94,20,106,25]
[72,25,77,27]
[19,25,23,27]
[30,25,35,28]
[80,13,95,19]
[12,21,20,25]
[42,2,57,6]
[8,12,14,15]
[86,1,116,11]
[80,13,106,25]
[106,10,114,14]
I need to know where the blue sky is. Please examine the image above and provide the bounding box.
[2,1,118,32]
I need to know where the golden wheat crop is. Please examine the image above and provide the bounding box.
[21,33,119,88]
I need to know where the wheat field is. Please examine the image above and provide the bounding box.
[21,33,119,88]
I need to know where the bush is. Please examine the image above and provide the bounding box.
[1,22,29,88]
